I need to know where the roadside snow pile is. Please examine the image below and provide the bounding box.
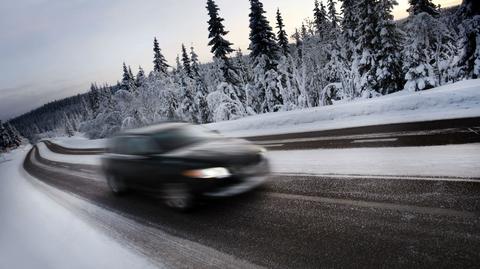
[268,143,480,178]
[50,135,107,149]
[36,139,480,178]
[209,79,480,137]
[0,147,156,269]
[37,142,101,166]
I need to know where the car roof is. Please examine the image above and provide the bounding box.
[120,122,188,135]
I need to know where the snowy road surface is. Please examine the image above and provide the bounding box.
[17,136,480,268]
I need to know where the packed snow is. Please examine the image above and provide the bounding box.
[37,142,101,166]
[36,140,480,179]
[50,135,107,149]
[269,144,480,179]
[0,147,157,269]
[208,80,480,137]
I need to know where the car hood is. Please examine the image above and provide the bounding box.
[164,138,264,166]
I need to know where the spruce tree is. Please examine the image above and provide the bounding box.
[407,0,439,17]
[375,0,404,94]
[313,0,328,36]
[249,0,279,69]
[292,28,303,59]
[206,0,234,60]
[353,0,380,96]
[205,0,241,86]
[190,46,201,78]
[276,9,290,56]
[181,44,192,77]
[153,37,169,74]
[121,62,130,90]
[121,63,135,91]
[190,46,210,123]
[88,83,100,116]
[249,0,283,112]
[341,0,357,62]
[402,12,454,91]
[128,66,135,82]
[327,0,340,29]
[456,0,480,79]
[135,66,146,87]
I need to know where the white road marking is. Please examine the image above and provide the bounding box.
[253,128,463,145]
[262,144,285,148]
[468,128,480,135]
[351,138,398,143]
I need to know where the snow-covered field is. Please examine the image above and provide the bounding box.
[0,147,156,269]
[35,141,480,179]
[209,80,480,137]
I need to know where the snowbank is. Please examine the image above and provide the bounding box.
[209,79,480,137]
[50,135,107,149]
[37,142,101,166]
[0,147,156,269]
[35,140,480,179]
[268,144,480,178]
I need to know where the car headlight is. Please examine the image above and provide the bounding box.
[182,167,231,179]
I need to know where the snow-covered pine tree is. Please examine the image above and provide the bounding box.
[121,63,135,92]
[88,83,100,117]
[375,0,405,94]
[0,121,22,151]
[249,0,280,69]
[249,0,283,112]
[340,0,357,63]
[327,0,340,30]
[190,46,211,123]
[135,66,146,87]
[206,0,234,60]
[181,44,192,77]
[353,0,380,97]
[276,9,290,56]
[0,121,10,151]
[128,66,134,82]
[190,46,201,78]
[64,114,75,137]
[153,37,169,74]
[407,0,439,17]
[456,0,480,79]
[292,28,303,59]
[313,0,329,38]
[402,12,456,91]
[205,0,242,92]
[300,22,309,40]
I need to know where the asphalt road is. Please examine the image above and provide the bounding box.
[24,141,480,268]
[44,117,480,152]
[247,117,480,150]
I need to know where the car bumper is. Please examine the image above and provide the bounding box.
[203,175,268,198]
[202,159,270,198]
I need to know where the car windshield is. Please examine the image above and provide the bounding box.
[153,126,220,152]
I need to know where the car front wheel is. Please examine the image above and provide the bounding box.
[106,173,128,195]
[163,184,194,211]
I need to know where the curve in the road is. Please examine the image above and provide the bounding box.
[23,143,480,269]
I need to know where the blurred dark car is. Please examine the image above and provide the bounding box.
[101,123,269,210]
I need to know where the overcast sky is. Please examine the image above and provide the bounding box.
[0,0,461,121]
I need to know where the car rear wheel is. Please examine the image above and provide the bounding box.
[106,173,128,195]
[164,184,194,211]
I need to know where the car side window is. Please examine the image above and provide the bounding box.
[113,136,160,155]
